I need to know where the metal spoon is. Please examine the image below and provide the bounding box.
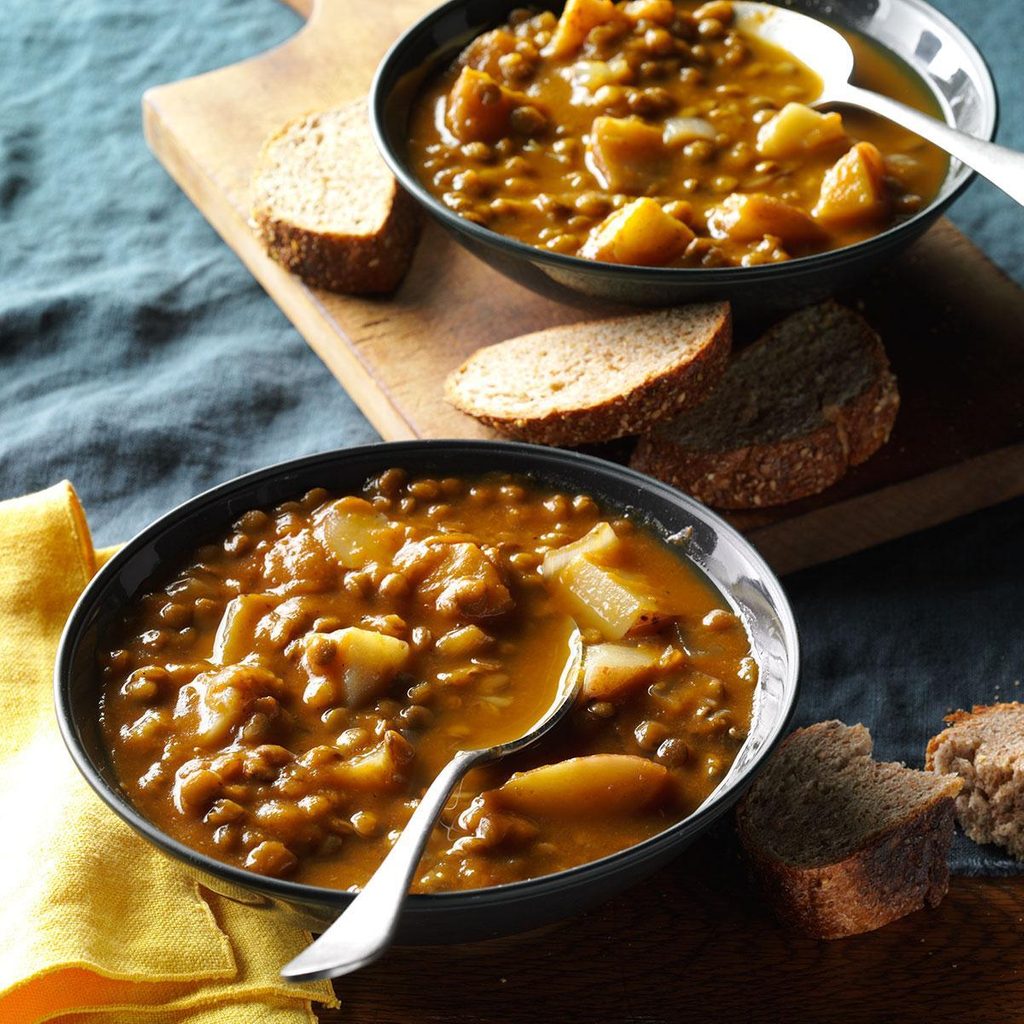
[280,625,583,982]
[733,1,1024,207]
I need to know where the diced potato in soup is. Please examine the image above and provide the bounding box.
[554,556,668,640]
[445,67,543,144]
[497,754,671,817]
[586,116,670,193]
[398,539,513,620]
[623,0,675,25]
[582,642,664,700]
[458,28,520,78]
[211,594,281,666]
[755,102,847,159]
[581,197,694,266]
[541,521,620,579]
[707,192,825,247]
[315,497,402,569]
[295,627,410,709]
[544,0,622,59]
[335,730,414,792]
[812,141,889,225]
[174,664,284,748]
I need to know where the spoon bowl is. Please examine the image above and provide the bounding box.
[733,1,1024,207]
[280,624,585,982]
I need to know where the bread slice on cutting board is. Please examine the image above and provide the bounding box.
[444,302,731,445]
[250,98,421,294]
[736,720,962,939]
[927,702,1024,861]
[630,302,899,508]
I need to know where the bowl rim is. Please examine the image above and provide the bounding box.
[369,0,999,283]
[55,439,800,911]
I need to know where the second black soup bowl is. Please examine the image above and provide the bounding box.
[56,441,799,942]
[370,0,997,309]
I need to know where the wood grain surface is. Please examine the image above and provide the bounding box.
[320,834,1024,1024]
[142,0,1024,575]
[142,2,1024,1018]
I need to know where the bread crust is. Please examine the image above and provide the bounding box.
[250,104,422,295]
[736,722,962,940]
[630,303,899,508]
[444,305,732,445]
[252,185,421,294]
[739,793,957,939]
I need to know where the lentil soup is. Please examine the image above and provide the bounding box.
[100,471,756,892]
[407,0,948,268]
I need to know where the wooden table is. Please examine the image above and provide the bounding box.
[321,834,1024,1024]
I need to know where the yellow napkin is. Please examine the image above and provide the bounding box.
[0,482,339,1024]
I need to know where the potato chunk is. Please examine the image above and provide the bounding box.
[175,664,285,747]
[544,0,621,59]
[554,556,668,640]
[812,141,889,226]
[706,192,824,247]
[315,497,402,569]
[581,198,694,267]
[396,539,513,620]
[261,530,335,593]
[295,627,410,709]
[211,594,281,666]
[586,116,671,193]
[582,642,663,701]
[445,66,542,144]
[541,522,619,579]
[458,28,519,78]
[755,102,846,159]
[336,730,414,792]
[623,0,675,26]
[497,754,671,817]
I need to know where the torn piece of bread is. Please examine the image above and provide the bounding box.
[444,302,731,445]
[630,302,899,508]
[250,99,421,294]
[926,702,1024,860]
[736,721,962,939]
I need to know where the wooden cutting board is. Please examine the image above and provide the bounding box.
[142,0,1024,577]
[142,2,1024,1019]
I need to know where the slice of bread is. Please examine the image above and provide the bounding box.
[250,99,421,294]
[926,702,1024,860]
[630,302,899,508]
[444,303,731,445]
[736,721,962,940]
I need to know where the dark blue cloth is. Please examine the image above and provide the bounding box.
[1,1,1021,874]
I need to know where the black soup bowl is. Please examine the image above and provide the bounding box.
[370,0,997,309]
[56,441,799,942]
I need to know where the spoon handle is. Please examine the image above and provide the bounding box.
[828,83,1024,208]
[280,745,490,982]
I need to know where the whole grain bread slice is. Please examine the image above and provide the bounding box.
[630,302,899,508]
[736,721,962,939]
[926,702,1024,860]
[444,302,731,445]
[250,99,421,294]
